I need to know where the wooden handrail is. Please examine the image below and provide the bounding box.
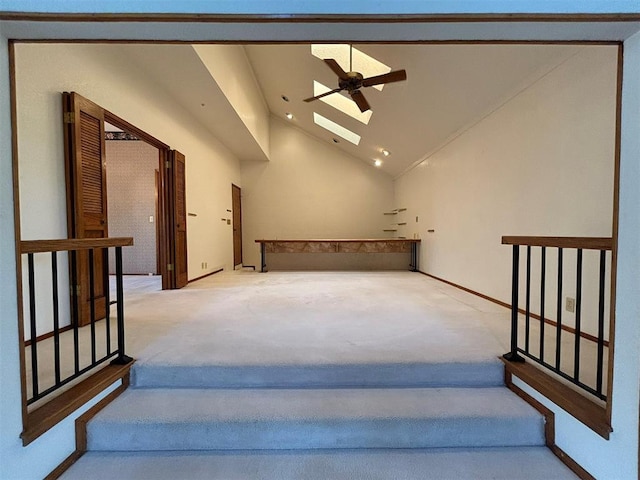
[20,237,134,254]
[501,236,612,250]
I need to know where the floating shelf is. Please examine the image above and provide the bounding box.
[397,208,407,212]
[383,229,398,232]
[383,212,398,216]
[396,222,407,226]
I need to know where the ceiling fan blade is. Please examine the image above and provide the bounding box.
[303,87,343,103]
[361,69,407,88]
[350,90,371,113]
[324,59,349,80]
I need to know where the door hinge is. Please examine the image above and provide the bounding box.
[165,160,171,169]
[64,112,75,124]
[69,284,81,296]
[167,264,174,271]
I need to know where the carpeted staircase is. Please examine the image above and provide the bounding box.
[61,359,577,479]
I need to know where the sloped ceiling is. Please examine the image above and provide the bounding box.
[117,43,582,177]
[245,43,580,177]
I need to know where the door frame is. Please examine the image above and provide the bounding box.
[232,183,243,267]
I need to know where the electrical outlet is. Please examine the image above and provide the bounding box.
[566,297,576,313]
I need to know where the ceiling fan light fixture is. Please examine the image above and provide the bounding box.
[313,81,373,125]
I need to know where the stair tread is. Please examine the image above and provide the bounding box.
[61,447,578,480]
[93,387,540,423]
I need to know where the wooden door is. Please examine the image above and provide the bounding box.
[169,150,188,288]
[63,92,108,327]
[232,184,243,267]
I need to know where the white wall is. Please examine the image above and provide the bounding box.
[193,45,270,160]
[395,46,618,335]
[395,42,639,478]
[14,43,241,307]
[241,117,394,267]
[516,35,640,478]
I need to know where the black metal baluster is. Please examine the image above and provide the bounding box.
[111,246,132,365]
[555,248,563,371]
[525,245,531,353]
[540,247,546,363]
[27,253,38,399]
[574,249,583,381]
[503,245,524,362]
[103,248,111,355]
[596,250,607,395]
[88,249,96,365]
[70,250,80,375]
[51,252,61,385]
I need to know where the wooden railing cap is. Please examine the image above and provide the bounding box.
[20,237,134,254]
[501,236,612,250]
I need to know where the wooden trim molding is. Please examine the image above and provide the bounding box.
[1,13,640,23]
[24,325,72,347]
[503,359,611,439]
[44,373,130,480]
[21,362,133,446]
[504,368,596,480]
[188,267,224,283]
[419,271,609,346]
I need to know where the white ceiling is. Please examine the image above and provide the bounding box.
[245,43,580,176]
[112,42,586,177]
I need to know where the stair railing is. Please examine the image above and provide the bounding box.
[501,236,612,402]
[20,237,134,407]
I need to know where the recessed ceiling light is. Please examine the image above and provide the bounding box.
[281,95,290,102]
[313,113,361,145]
[313,81,373,125]
[285,112,294,120]
[374,159,383,167]
[382,149,390,157]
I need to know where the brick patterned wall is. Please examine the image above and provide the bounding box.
[106,140,159,274]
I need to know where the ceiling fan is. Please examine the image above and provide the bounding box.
[303,46,407,113]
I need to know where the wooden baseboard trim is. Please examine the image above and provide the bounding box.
[504,367,595,480]
[43,450,84,480]
[22,362,134,446]
[502,358,611,439]
[419,271,609,346]
[44,373,130,480]
[189,268,224,283]
[24,325,73,347]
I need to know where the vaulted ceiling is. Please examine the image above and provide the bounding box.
[116,43,581,177]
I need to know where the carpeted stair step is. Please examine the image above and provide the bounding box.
[130,361,505,389]
[87,387,544,451]
[61,447,578,479]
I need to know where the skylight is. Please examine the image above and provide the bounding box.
[313,113,361,145]
[313,81,373,125]
[311,44,391,92]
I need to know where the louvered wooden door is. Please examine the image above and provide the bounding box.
[63,92,109,327]
[170,150,188,288]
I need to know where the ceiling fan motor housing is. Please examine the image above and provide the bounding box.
[339,72,364,92]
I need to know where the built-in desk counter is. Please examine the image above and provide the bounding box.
[254,239,420,272]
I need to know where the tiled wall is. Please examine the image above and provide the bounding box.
[106,139,158,274]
